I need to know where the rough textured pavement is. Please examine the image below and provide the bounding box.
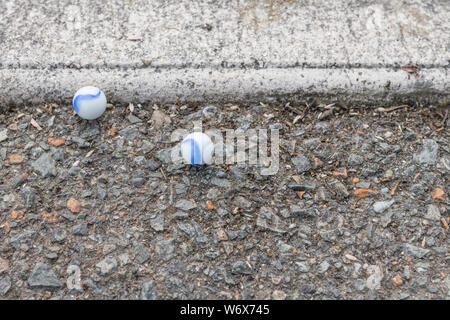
[0,101,448,299]
[1,0,449,107]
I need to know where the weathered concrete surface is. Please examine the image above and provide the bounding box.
[0,0,449,107]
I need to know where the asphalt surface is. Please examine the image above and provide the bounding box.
[0,101,448,299]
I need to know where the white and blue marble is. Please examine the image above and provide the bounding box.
[181,132,214,165]
[73,86,107,120]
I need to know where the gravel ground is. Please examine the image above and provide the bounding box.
[0,101,448,300]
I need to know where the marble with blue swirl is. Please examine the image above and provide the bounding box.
[181,132,214,165]
[72,86,107,120]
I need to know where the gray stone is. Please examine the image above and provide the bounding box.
[142,140,155,154]
[355,181,371,189]
[301,284,316,296]
[118,253,130,266]
[206,188,220,200]
[45,253,58,260]
[290,204,313,218]
[47,115,55,127]
[12,175,26,188]
[0,276,11,296]
[353,263,361,275]
[373,200,394,213]
[96,257,118,276]
[348,153,364,166]
[202,105,218,119]
[269,123,284,132]
[319,229,337,242]
[256,207,287,233]
[376,142,391,153]
[0,148,6,160]
[51,148,64,162]
[53,228,67,242]
[292,155,311,173]
[438,155,450,171]
[231,261,252,275]
[195,234,209,244]
[432,247,448,255]
[380,210,394,227]
[119,126,139,141]
[317,260,330,274]
[366,265,383,291]
[427,285,438,294]
[71,223,88,236]
[148,158,161,171]
[11,230,37,250]
[71,137,89,148]
[410,183,425,195]
[156,239,175,261]
[331,288,340,298]
[83,279,107,297]
[2,193,15,204]
[32,153,57,178]
[229,166,246,181]
[167,163,185,174]
[227,230,247,241]
[157,148,173,164]
[280,209,290,218]
[444,277,450,296]
[413,139,439,165]
[68,166,82,176]
[403,165,417,179]
[329,179,349,198]
[233,196,252,210]
[210,177,232,188]
[141,280,158,300]
[127,114,142,124]
[134,156,146,166]
[354,279,366,292]
[187,111,202,121]
[134,244,151,264]
[62,213,76,222]
[177,222,197,237]
[424,204,441,221]
[217,208,228,218]
[149,214,164,231]
[175,199,197,211]
[97,187,107,200]
[404,243,430,259]
[28,263,63,289]
[175,183,188,195]
[21,186,36,209]
[295,262,310,273]
[288,183,316,191]
[0,129,7,142]
[426,237,435,247]
[272,290,287,300]
[174,211,189,220]
[103,244,117,255]
[132,177,146,187]
[81,190,92,198]
[403,266,411,280]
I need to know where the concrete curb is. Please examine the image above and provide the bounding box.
[1,66,448,107]
[1,0,449,108]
